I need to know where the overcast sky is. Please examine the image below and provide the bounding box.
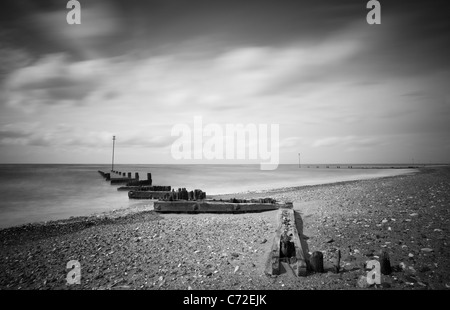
[0,0,449,164]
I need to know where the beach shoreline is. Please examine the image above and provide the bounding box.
[1,166,449,290]
[212,167,419,198]
[0,167,419,230]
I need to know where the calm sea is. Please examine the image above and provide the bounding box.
[0,164,417,229]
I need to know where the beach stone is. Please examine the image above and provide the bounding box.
[404,275,417,283]
[357,275,370,288]
[418,266,431,273]
[421,248,433,253]
[380,282,391,288]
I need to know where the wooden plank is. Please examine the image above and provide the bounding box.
[153,201,282,213]
[265,229,282,276]
[128,191,172,199]
[264,208,307,277]
[110,178,133,184]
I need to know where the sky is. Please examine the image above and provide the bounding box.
[0,0,449,164]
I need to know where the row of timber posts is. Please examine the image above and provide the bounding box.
[106,170,152,185]
[162,188,207,201]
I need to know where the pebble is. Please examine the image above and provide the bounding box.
[421,248,433,253]
[357,275,370,288]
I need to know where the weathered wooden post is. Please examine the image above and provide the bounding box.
[380,250,392,275]
[147,173,152,185]
[334,249,341,273]
[111,135,115,172]
[310,251,324,273]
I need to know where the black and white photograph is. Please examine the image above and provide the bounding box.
[0,0,449,299]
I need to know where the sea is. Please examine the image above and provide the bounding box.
[0,164,418,229]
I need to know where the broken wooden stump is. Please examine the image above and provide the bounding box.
[380,250,392,275]
[310,251,324,273]
[334,249,341,273]
[154,200,282,213]
[265,207,307,277]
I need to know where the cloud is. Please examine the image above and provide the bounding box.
[0,47,32,83]
[280,137,308,148]
[115,135,176,148]
[312,136,383,151]
[1,0,449,164]
[0,123,46,146]
[4,53,106,108]
[0,122,174,150]
[33,0,123,59]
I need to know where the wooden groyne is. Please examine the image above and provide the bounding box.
[129,188,204,200]
[99,167,308,279]
[117,185,171,192]
[265,206,307,277]
[107,171,153,185]
[98,170,292,216]
[98,170,110,180]
[153,200,285,213]
[129,191,173,199]
[303,165,421,169]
